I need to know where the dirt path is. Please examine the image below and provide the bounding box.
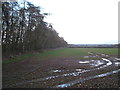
[3,52,120,88]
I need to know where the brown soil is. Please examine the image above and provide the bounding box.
[2,53,120,89]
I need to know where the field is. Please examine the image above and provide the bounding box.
[3,48,120,88]
[3,48,119,64]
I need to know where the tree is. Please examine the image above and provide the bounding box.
[2,1,68,58]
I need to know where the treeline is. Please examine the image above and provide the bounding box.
[2,1,68,57]
[68,44,118,48]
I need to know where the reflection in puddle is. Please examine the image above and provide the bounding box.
[102,58,112,66]
[82,56,98,58]
[88,52,93,54]
[101,54,106,56]
[54,69,120,88]
[52,70,63,73]
[76,69,82,72]
[90,60,104,67]
[94,58,112,70]
[114,62,120,66]
[78,58,109,68]
[106,55,109,57]
[61,70,89,77]
[79,61,90,64]
[78,58,112,72]
[43,76,58,80]
[83,56,89,58]
[115,58,120,61]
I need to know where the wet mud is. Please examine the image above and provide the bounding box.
[3,52,120,88]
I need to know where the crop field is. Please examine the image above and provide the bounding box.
[3,48,120,88]
[3,48,119,64]
[37,48,119,57]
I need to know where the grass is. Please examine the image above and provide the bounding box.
[2,54,32,65]
[3,48,119,65]
[35,48,89,58]
[78,48,119,55]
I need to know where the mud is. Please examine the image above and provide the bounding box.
[3,52,120,88]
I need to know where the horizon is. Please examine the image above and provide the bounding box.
[68,43,119,45]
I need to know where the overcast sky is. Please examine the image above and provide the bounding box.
[27,0,119,44]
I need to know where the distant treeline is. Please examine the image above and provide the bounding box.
[2,1,67,57]
[119,44,120,48]
[68,44,119,48]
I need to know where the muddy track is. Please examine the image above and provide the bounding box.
[3,52,120,88]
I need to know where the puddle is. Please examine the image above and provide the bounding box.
[101,54,106,56]
[52,70,63,73]
[78,61,90,64]
[82,56,97,58]
[88,52,93,54]
[61,70,89,77]
[78,59,107,68]
[75,69,82,72]
[106,55,109,57]
[114,62,120,66]
[101,54,109,57]
[78,58,112,70]
[102,58,112,66]
[90,60,104,67]
[115,58,120,61]
[54,69,120,88]
[83,56,89,58]
[93,58,112,70]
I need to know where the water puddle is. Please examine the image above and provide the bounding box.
[101,54,109,57]
[83,56,89,58]
[61,69,89,77]
[78,61,90,64]
[88,52,109,58]
[82,56,98,58]
[115,58,120,61]
[78,58,112,71]
[54,69,120,88]
[88,52,93,55]
[51,70,63,73]
[75,69,82,72]
[101,54,106,56]
[114,62,120,66]
[90,60,104,67]
[105,55,109,57]
[93,58,112,70]
[102,58,112,66]
[78,58,109,68]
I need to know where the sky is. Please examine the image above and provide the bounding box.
[26,0,119,44]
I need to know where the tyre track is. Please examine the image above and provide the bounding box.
[8,52,117,88]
